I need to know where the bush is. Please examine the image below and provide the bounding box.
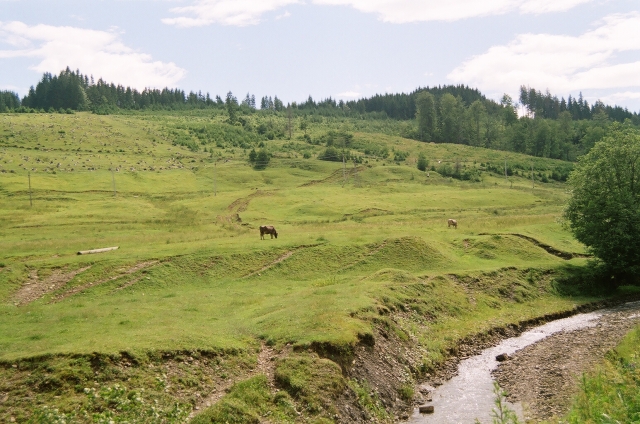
[172,136,199,152]
[253,149,270,170]
[318,146,348,162]
[417,154,428,172]
[317,130,353,148]
[393,151,408,162]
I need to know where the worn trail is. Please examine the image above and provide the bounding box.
[479,233,590,260]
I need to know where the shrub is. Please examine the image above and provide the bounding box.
[254,149,270,170]
[318,146,347,162]
[417,154,429,172]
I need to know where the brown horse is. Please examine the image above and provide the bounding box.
[447,219,458,229]
[260,225,278,239]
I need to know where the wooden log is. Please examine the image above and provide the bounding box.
[77,247,119,255]
[419,405,434,414]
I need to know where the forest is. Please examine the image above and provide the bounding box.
[1,67,639,162]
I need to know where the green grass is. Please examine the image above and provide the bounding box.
[560,325,640,424]
[0,111,608,422]
[192,375,297,424]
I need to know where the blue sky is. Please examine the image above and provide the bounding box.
[1,0,639,111]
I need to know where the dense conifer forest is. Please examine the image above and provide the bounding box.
[2,67,639,162]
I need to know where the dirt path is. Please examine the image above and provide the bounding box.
[299,166,365,187]
[227,190,273,214]
[341,241,388,273]
[50,261,158,303]
[244,251,296,278]
[188,343,289,420]
[478,233,590,260]
[12,266,92,306]
[493,303,640,422]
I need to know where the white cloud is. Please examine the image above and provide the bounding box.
[162,0,299,27]
[0,21,186,89]
[162,0,594,27]
[275,11,292,20]
[596,91,640,107]
[447,12,640,101]
[336,91,361,98]
[0,84,21,92]
[518,0,592,14]
[321,0,594,21]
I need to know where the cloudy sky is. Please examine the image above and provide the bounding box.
[1,0,639,110]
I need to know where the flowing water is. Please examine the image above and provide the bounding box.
[407,301,640,424]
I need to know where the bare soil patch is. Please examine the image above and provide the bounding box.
[12,266,92,306]
[244,251,296,278]
[227,190,273,214]
[50,261,158,303]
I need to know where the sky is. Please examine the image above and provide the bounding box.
[1,0,639,111]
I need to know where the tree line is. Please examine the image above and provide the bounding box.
[0,91,20,112]
[413,90,632,161]
[519,85,636,122]
[3,67,640,162]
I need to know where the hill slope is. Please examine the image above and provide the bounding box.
[0,111,600,423]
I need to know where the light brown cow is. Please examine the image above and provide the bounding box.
[447,219,458,229]
[260,225,278,239]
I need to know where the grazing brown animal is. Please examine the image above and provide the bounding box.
[260,225,278,239]
[447,219,458,229]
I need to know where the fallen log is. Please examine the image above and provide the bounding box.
[419,405,434,414]
[77,247,119,255]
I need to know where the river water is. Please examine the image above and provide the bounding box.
[406,301,640,424]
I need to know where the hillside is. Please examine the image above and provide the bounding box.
[0,111,605,423]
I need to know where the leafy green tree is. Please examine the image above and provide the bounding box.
[557,111,575,160]
[500,94,518,126]
[564,124,640,285]
[415,91,437,141]
[299,118,309,135]
[417,154,428,172]
[248,149,257,163]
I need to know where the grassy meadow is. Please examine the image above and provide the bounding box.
[0,111,607,422]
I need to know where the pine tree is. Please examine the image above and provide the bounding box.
[415,91,437,141]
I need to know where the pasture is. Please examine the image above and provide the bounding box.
[0,111,599,422]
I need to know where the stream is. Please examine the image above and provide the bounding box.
[407,301,640,424]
